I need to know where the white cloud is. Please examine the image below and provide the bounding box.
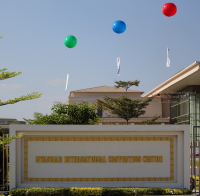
[0,83,25,90]
[47,78,65,86]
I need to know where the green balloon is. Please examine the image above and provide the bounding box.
[64,35,77,48]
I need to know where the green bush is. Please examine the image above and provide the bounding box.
[70,187,102,196]
[10,187,192,196]
[191,175,200,190]
[102,188,192,195]
[10,188,70,196]
[102,188,126,196]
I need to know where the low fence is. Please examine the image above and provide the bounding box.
[190,141,200,193]
[0,134,9,191]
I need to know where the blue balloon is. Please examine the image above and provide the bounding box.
[112,20,126,34]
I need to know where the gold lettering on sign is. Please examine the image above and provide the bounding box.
[108,156,141,163]
[63,156,107,163]
[36,156,163,163]
[36,156,62,163]
[142,156,162,162]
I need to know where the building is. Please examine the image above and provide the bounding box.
[144,61,200,141]
[0,118,26,134]
[67,85,169,124]
[67,61,200,135]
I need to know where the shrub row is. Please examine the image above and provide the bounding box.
[10,187,192,196]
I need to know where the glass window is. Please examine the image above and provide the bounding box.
[97,110,102,117]
[170,95,189,124]
[0,121,7,125]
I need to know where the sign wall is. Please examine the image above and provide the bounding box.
[10,125,190,189]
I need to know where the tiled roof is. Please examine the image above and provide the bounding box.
[71,85,144,93]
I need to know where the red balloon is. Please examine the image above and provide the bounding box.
[162,3,177,17]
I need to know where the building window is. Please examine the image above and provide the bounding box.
[170,93,200,142]
[170,95,190,124]
[0,121,7,125]
[97,110,102,117]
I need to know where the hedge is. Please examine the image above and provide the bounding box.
[10,187,192,196]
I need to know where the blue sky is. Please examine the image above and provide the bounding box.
[0,0,200,121]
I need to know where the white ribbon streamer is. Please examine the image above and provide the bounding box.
[117,57,120,76]
[65,74,69,91]
[166,48,170,67]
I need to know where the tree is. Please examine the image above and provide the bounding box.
[24,101,100,125]
[141,114,161,125]
[114,80,140,97]
[97,80,153,125]
[0,68,42,106]
[0,68,42,143]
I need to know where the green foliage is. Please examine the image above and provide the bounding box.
[141,114,161,124]
[70,187,102,196]
[0,68,22,80]
[191,175,199,190]
[102,188,192,195]
[0,68,38,144]
[98,96,152,125]
[10,187,71,196]
[102,188,125,196]
[10,187,192,196]
[97,80,153,124]
[0,92,42,106]
[24,101,100,125]
[0,133,23,145]
[0,68,42,106]
[114,80,140,91]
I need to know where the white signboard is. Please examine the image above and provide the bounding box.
[9,125,190,189]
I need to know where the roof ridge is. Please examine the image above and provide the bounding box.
[72,85,108,92]
[71,85,144,93]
